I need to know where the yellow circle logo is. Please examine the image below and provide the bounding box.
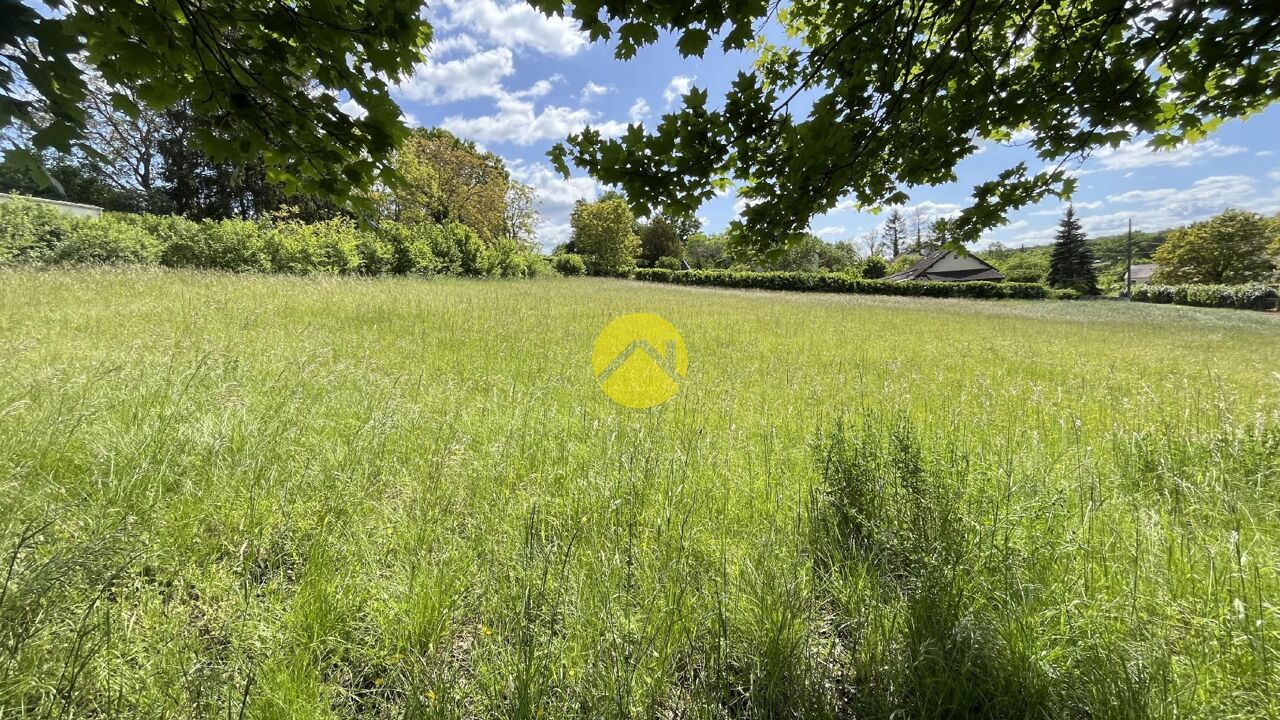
[592,313,688,409]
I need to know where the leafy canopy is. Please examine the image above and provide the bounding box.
[1152,209,1277,285]
[3,0,430,204]
[538,1,1280,257]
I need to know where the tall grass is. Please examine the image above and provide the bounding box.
[0,267,1276,718]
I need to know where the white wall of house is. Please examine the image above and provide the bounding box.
[929,252,991,273]
[1,194,103,219]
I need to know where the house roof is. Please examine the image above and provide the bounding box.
[1127,263,1156,280]
[885,249,1005,282]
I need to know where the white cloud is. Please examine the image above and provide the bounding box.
[1256,150,1275,157]
[507,160,603,250]
[1083,175,1280,236]
[443,96,627,146]
[580,82,612,103]
[435,0,589,57]
[628,97,650,124]
[513,77,558,99]
[1269,169,1280,182]
[814,225,846,238]
[394,47,515,104]
[338,99,417,128]
[1092,138,1246,171]
[1030,200,1103,216]
[428,33,479,58]
[663,75,696,108]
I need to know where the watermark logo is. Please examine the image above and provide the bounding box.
[592,313,687,409]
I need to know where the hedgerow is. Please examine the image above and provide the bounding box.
[632,268,1049,300]
[0,197,548,279]
[1131,283,1279,311]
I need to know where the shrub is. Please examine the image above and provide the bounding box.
[632,268,1049,300]
[156,218,271,272]
[356,232,394,275]
[53,215,160,265]
[1006,269,1046,284]
[655,255,682,271]
[1049,288,1081,300]
[862,256,888,279]
[264,218,361,274]
[551,253,587,276]
[0,198,81,265]
[1132,282,1278,310]
[377,221,438,275]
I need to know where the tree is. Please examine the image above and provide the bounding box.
[639,214,683,263]
[908,206,927,253]
[570,197,640,276]
[926,218,953,250]
[4,0,429,205]
[1152,210,1277,285]
[544,1,1280,258]
[862,255,888,279]
[881,209,907,258]
[1047,207,1099,294]
[817,241,859,272]
[382,129,512,242]
[503,182,541,248]
[685,232,730,269]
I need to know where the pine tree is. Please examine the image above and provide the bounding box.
[881,209,907,257]
[1047,207,1099,294]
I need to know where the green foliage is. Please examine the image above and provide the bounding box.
[1152,210,1277,284]
[0,199,543,278]
[639,215,683,263]
[264,217,362,275]
[1047,208,1099,295]
[888,253,922,275]
[570,197,639,276]
[550,253,587,276]
[655,255,682,271]
[1049,288,1082,300]
[633,268,1048,300]
[861,255,888,280]
[685,232,732,270]
[4,0,430,207]
[52,215,160,265]
[0,198,79,264]
[179,219,271,272]
[1132,283,1279,311]
[545,1,1280,257]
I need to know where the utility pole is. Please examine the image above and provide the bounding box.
[1125,218,1133,298]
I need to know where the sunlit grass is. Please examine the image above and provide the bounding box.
[1,268,1277,719]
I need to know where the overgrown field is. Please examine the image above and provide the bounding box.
[2,269,1278,719]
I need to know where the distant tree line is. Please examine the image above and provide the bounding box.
[1,77,540,253]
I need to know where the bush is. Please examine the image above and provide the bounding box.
[551,253,587,276]
[1049,288,1081,300]
[1006,269,1046,284]
[53,215,160,265]
[191,219,271,272]
[862,256,888,279]
[264,218,362,274]
[632,268,1048,300]
[1132,282,1278,310]
[655,255,682,271]
[0,198,81,265]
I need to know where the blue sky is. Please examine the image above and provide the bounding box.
[377,0,1280,251]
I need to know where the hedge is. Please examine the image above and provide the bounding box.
[632,268,1049,300]
[1131,282,1279,311]
[0,197,554,278]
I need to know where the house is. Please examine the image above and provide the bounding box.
[885,249,1004,282]
[1122,263,1156,286]
[0,194,103,219]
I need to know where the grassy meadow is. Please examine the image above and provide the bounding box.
[1,268,1278,719]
